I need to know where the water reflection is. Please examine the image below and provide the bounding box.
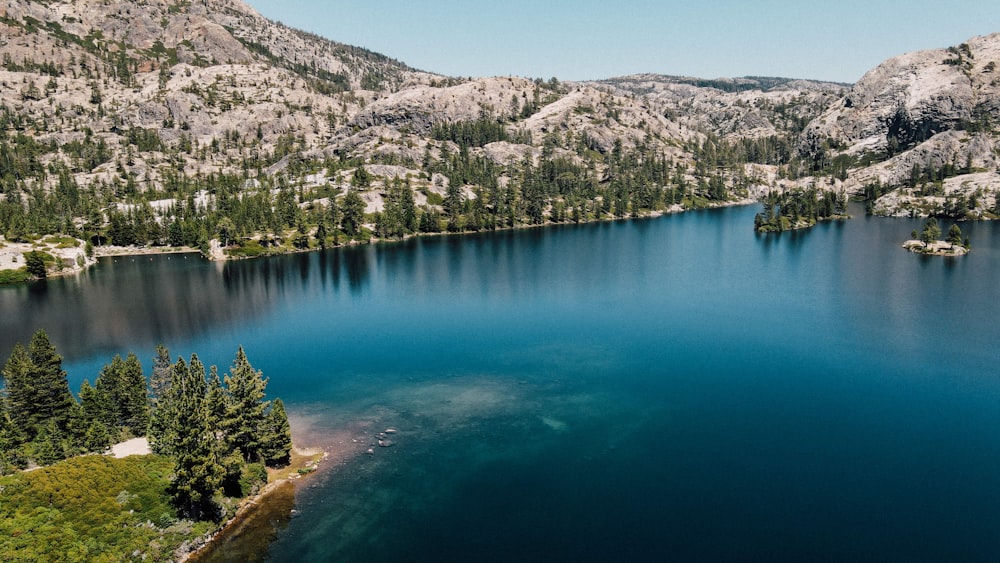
[0,255,254,360]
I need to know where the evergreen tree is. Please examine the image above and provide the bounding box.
[223,347,269,463]
[148,354,182,456]
[947,224,963,246]
[168,354,224,520]
[2,344,36,440]
[24,251,47,279]
[119,353,149,436]
[92,353,149,440]
[149,344,172,401]
[78,380,113,452]
[3,331,75,442]
[28,330,75,433]
[341,190,365,236]
[261,399,292,467]
[33,420,65,466]
[205,366,228,428]
[920,217,941,246]
[0,392,25,473]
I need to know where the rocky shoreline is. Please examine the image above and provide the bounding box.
[902,239,970,256]
[180,447,328,562]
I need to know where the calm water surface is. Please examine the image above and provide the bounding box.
[3,204,1000,561]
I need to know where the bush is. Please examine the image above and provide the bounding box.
[0,268,30,285]
[227,239,266,258]
[0,455,212,561]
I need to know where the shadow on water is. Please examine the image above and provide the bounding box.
[190,481,297,563]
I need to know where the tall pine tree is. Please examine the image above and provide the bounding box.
[223,347,269,463]
[168,354,224,520]
[261,399,292,466]
[3,331,74,442]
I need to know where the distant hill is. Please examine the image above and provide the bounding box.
[0,0,997,268]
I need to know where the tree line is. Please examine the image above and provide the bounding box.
[0,331,291,521]
[754,188,848,233]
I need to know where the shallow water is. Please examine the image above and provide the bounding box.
[3,204,1000,561]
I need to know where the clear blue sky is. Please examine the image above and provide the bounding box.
[246,0,1000,84]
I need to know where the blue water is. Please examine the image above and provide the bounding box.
[3,204,1000,561]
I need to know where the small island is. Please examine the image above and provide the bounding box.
[903,218,970,256]
[754,188,849,233]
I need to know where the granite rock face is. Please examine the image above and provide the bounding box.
[1,1,998,223]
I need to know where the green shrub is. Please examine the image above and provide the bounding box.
[0,268,29,285]
[0,455,211,561]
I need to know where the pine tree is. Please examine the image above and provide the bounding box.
[149,344,172,401]
[261,399,292,467]
[78,380,113,452]
[148,355,183,456]
[24,251,47,279]
[33,420,65,466]
[341,190,365,236]
[206,366,228,428]
[947,224,963,246]
[27,330,75,433]
[0,392,23,474]
[3,331,75,442]
[223,347,269,463]
[2,343,36,440]
[119,353,149,436]
[169,354,224,520]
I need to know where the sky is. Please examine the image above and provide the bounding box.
[246,0,1000,84]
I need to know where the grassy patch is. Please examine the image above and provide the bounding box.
[424,191,444,206]
[226,240,267,258]
[42,236,81,249]
[0,268,29,285]
[0,455,216,562]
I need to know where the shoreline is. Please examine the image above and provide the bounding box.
[902,239,969,256]
[180,446,328,562]
[1,199,751,284]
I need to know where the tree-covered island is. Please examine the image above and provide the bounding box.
[902,217,970,256]
[753,188,849,232]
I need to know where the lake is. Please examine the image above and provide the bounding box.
[3,204,1000,561]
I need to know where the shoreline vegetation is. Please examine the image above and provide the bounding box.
[183,446,327,562]
[753,188,850,233]
[0,333,298,561]
[0,198,734,284]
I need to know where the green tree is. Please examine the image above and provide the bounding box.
[947,224,963,246]
[149,344,172,402]
[167,355,223,520]
[261,398,292,466]
[2,344,36,440]
[96,353,149,438]
[920,217,941,246]
[223,347,269,463]
[78,380,113,452]
[341,190,365,236]
[4,331,75,443]
[24,251,47,279]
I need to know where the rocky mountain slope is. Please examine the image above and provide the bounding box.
[1,0,998,271]
[798,34,1000,217]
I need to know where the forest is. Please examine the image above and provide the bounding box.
[0,331,292,521]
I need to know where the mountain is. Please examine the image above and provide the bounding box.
[0,0,997,271]
[797,34,1000,217]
